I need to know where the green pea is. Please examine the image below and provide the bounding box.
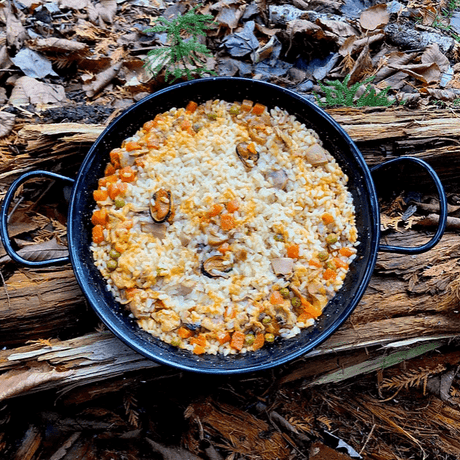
[262,316,272,324]
[109,249,121,259]
[265,333,275,343]
[274,234,284,242]
[326,261,336,270]
[245,334,255,346]
[107,259,118,271]
[229,105,240,115]
[193,123,202,133]
[318,251,329,262]
[207,113,217,120]
[326,234,338,245]
[170,338,181,347]
[291,297,301,308]
[114,198,126,209]
[279,288,290,299]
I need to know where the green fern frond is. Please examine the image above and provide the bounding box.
[314,75,394,108]
[143,6,217,83]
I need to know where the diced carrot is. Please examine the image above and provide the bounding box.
[218,242,231,254]
[108,182,128,200]
[181,119,192,131]
[253,332,265,350]
[92,225,104,244]
[220,213,235,231]
[224,305,236,319]
[339,247,354,258]
[297,311,312,324]
[216,331,231,345]
[143,120,155,131]
[208,203,224,217]
[121,220,133,230]
[321,212,335,225]
[105,163,116,176]
[93,189,108,202]
[152,114,165,126]
[114,241,127,253]
[323,268,337,281]
[134,158,145,168]
[226,198,240,213]
[190,334,207,348]
[270,290,284,305]
[241,99,254,112]
[309,258,322,268]
[119,166,136,183]
[333,257,348,270]
[125,141,141,152]
[98,175,118,188]
[252,103,266,115]
[186,101,198,113]
[230,331,245,351]
[147,136,160,149]
[287,244,299,259]
[193,345,206,355]
[300,299,322,318]
[247,142,257,155]
[91,208,108,226]
[110,150,121,168]
[178,327,193,339]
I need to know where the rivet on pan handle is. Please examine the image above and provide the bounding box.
[371,156,447,254]
[0,170,74,267]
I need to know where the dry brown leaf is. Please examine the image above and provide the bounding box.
[360,4,390,30]
[0,112,15,138]
[5,4,27,52]
[29,37,89,55]
[424,88,457,101]
[58,0,90,9]
[373,51,416,83]
[0,362,73,401]
[316,18,359,44]
[0,237,68,264]
[212,0,246,31]
[349,44,373,85]
[0,45,12,69]
[390,62,441,85]
[82,62,122,97]
[421,43,450,73]
[286,19,336,45]
[8,76,66,107]
[96,0,117,24]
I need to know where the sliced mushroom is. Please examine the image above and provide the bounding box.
[302,143,328,166]
[267,169,289,190]
[236,142,259,169]
[271,257,294,275]
[140,222,167,240]
[201,255,233,278]
[149,189,174,223]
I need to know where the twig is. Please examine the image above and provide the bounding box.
[415,213,460,230]
[359,424,376,455]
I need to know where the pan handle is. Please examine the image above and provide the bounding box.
[0,170,74,267]
[370,156,447,254]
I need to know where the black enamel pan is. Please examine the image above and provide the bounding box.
[0,77,447,374]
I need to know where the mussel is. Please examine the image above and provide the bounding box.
[201,255,233,278]
[236,142,259,169]
[150,189,174,223]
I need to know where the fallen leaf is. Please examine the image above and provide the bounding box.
[360,4,390,30]
[57,0,90,9]
[424,88,457,101]
[421,43,450,73]
[82,62,123,97]
[373,51,416,83]
[11,48,58,79]
[211,0,246,31]
[95,0,117,24]
[221,20,260,61]
[316,18,359,44]
[390,62,441,85]
[0,45,12,69]
[0,112,15,138]
[339,33,384,57]
[0,238,68,264]
[29,37,89,55]
[349,44,373,85]
[5,4,27,53]
[9,77,66,107]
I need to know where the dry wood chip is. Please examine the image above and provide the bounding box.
[9,76,66,107]
[0,112,15,138]
[359,4,390,30]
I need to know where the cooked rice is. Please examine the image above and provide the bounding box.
[90,99,359,355]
